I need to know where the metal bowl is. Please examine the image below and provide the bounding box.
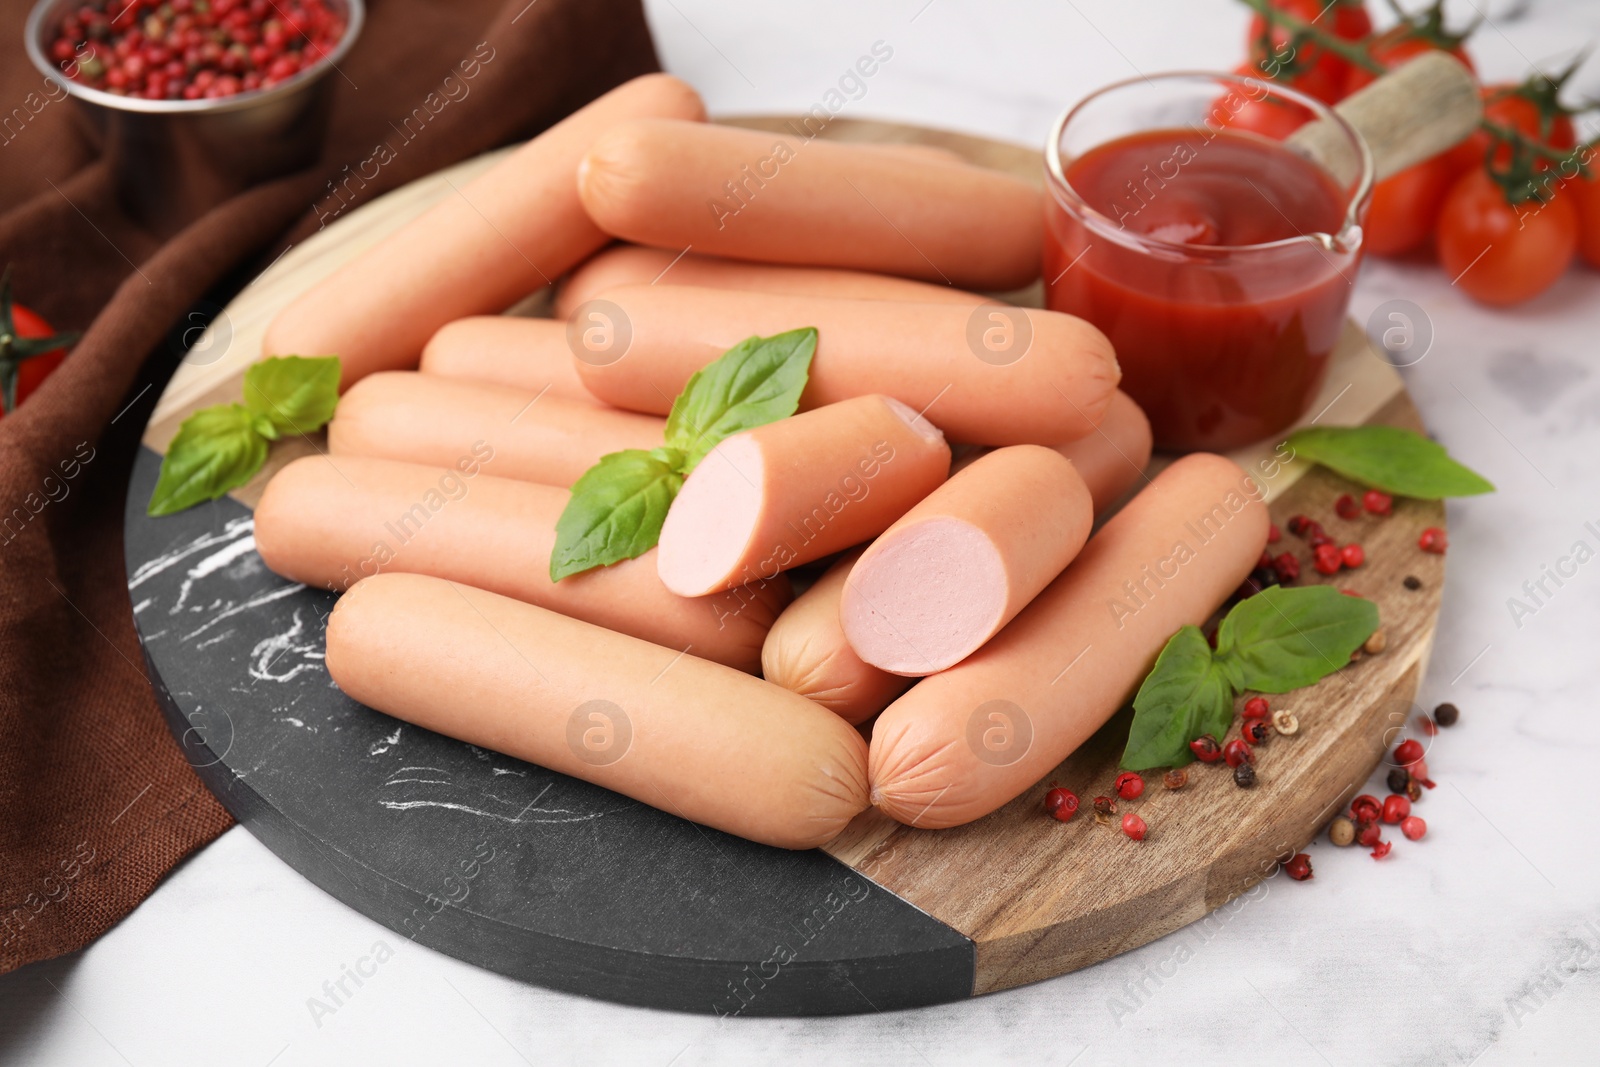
[24,0,365,235]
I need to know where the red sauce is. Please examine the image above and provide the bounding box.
[1045,128,1357,452]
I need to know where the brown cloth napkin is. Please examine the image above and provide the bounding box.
[0,0,660,974]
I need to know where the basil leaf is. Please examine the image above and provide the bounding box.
[1285,425,1493,499]
[664,328,816,470]
[147,404,269,516]
[1214,585,1379,693]
[243,355,341,437]
[1121,626,1235,770]
[549,449,684,581]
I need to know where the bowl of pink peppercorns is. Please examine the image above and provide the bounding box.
[24,0,364,233]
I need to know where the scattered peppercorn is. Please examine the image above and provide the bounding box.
[1267,522,1282,543]
[1272,709,1299,736]
[1223,739,1254,767]
[1273,552,1301,584]
[1382,795,1411,824]
[1243,720,1271,745]
[1328,816,1356,846]
[1284,853,1313,880]
[1190,734,1222,762]
[1287,515,1312,536]
[1387,768,1410,794]
[1093,795,1117,817]
[1163,768,1188,790]
[1238,565,1280,596]
[1350,794,1382,824]
[1115,771,1145,800]
[1243,696,1271,719]
[1419,715,1438,736]
[1370,840,1392,860]
[1044,786,1079,821]
[1341,543,1365,569]
[1403,575,1423,590]
[1406,776,1423,802]
[1401,816,1427,841]
[1121,813,1148,841]
[1233,762,1257,788]
[1363,628,1387,655]
[1309,528,1335,549]
[1363,489,1393,516]
[1434,702,1459,727]
[1394,739,1424,765]
[1358,822,1383,847]
[1418,527,1448,554]
[1313,543,1343,575]
[1335,493,1360,520]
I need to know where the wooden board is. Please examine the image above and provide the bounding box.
[129,117,1443,1013]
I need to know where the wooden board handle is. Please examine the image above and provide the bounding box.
[1289,52,1482,185]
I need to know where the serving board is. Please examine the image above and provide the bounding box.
[127,117,1444,1014]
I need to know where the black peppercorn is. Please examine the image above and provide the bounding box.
[1434,702,1459,727]
[1233,762,1257,788]
[1403,575,1423,590]
[1387,768,1411,794]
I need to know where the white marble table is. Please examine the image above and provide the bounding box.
[5,1,1599,1063]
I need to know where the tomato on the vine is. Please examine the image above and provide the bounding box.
[1222,61,1316,140]
[1344,31,1475,96]
[1462,81,1580,172]
[1436,168,1577,306]
[1246,0,1372,103]
[0,268,76,417]
[1363,153,1459,257]
[1570,173,1600,270]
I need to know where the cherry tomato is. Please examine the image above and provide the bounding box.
[0,272,74,417]
[1345,33,1475,96]
[1246,0,1372,103]
[1220,62,1316,140]
[1570,173,1600,270]
[1436,167,1577,306]
[1461,83,1579,171]
[1363,153,1458,257]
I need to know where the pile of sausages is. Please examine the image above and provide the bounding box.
[252,74,1270,850]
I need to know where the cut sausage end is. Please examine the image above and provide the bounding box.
[657,435,765,597]
[841,518,1007,676]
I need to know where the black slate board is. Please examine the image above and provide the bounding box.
[124,445,973,1015]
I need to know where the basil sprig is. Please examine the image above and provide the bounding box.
[148,355,340,516]
[549,327,817,581]
[1120,586,1379,770]
[1285,425,1493,499]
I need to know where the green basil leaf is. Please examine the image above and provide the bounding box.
[242,355,341,437]
[1214,585,1379,693]
[1121,626,1235,770]
[664,327,816,470]
[147,404,269,516]
[1285,425,1493,499]
[550,449,684,580]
